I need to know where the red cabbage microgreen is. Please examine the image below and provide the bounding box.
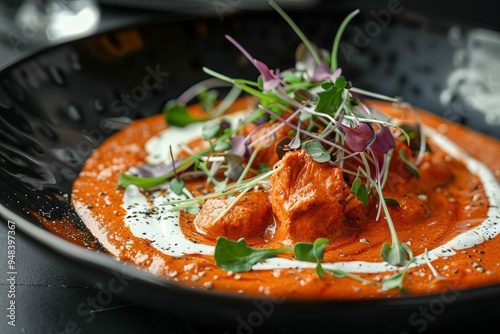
[372,125,396,154]
[340,122,375,152]
[225,34,283,91]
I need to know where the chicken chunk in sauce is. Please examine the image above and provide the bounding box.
[270,149,349,245]
[194,190,273,242]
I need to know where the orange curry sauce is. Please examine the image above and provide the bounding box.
[68,98,500,299]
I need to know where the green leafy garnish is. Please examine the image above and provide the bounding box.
[350,177,369,207]
[381,241,413,267]
[118,173,170,189]
[303,141,331,163]
[384,197,400,207]
[381,257,416,292]
[213,140,232,152]
[163,100,202,127]
[315,78,347,116]
[214,237,292,272]
[170,178,185,196]
[202,122,222,141]
[294,238,329,278]
[399,149,420,178]
[215,237,331,274]
[199,89,218,111]
[258,163,272,174]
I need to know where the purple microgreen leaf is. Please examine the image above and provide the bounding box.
[223,153,244,180]
[330,68,342,82]
[276,137,292,160]
[225,34,282,91]
[350,177,369,207]
[372,125,396,154]
[399,149,420,178]
[310,62,332,82]
[202,122,221,141]
[220,120,231,132]
[227,135,248,157]
[131,162,173,178]
[341,122,375,152]
[254,60,282,91]
[170,178,185,196]
[213,140,232,152]
[304,141,331,163]
[163,100,203,127]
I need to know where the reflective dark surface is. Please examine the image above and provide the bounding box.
[1,2,500,333]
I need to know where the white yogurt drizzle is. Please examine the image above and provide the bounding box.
[122,120,500,274]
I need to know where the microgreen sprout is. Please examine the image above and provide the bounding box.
[294,238,329,277]
[327,269,374,286]
[169,146,185,195]
[381,257,416,292]
[214,237,293,272]
[215,236,326,278]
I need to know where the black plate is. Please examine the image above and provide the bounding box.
[1,3,500,333]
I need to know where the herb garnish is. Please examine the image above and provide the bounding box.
[118,0,429,292]
[215,236,396,288]
[214,237,337,280]
[214,237,293,272]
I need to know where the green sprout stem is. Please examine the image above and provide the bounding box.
[269,0,322,65]
[237,145,264,183]
[164,166,279,211]
[330,8,360,71]
[350,87,400,103]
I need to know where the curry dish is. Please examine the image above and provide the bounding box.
[70,97,500,299]
[68,3,500,299]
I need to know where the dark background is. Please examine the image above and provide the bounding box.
[1,1,499,333]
